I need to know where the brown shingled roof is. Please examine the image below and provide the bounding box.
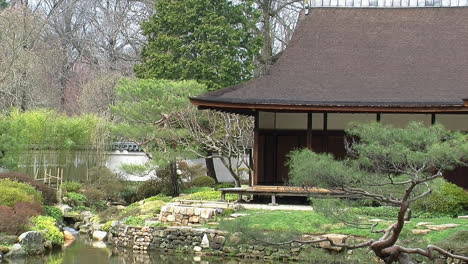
[191,7,468,113]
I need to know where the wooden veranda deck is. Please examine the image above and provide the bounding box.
[220,186,351,205]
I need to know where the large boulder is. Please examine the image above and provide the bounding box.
[63,231,76,248]
[18,231,46,255]
[55,204,72,215]
[92,231,107,241]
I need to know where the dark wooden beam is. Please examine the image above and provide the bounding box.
[190,98,468,114]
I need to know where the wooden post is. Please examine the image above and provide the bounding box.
[307,112,313,150]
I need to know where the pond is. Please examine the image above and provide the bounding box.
[1,237,283,264]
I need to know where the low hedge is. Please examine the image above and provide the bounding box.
[0,179,43,206]
[191,176,216,187]
[0,172,57,204]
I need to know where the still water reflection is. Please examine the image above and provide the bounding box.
[1,237,283,264]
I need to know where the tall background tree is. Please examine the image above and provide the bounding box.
[135,0,262,91]
[134,0,261,183]
[254,0,304,75]
[288,122,468,264]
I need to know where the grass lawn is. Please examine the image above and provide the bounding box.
[217,209,468,248]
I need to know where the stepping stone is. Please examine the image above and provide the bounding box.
[425,224,460,231]
[411,229,431,235]
[230,213,248,218]
[416,222,432,227]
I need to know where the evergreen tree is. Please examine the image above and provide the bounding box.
[288,122,468,263]
[111,79,207,196]
[135,0,261,91]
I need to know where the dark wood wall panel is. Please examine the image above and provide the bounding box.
[444,166,468,189]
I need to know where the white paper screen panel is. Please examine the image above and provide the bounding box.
[276,113,308,129]
[436,114,468,131]
[312,113,324,130]
[258,112,308,130]
[258,111,275,129]
[327,113,377,130]
[380,114,431,127]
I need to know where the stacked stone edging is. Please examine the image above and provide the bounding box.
[159,205,218,225]
[108,223,334,261]
[109,224,226,252]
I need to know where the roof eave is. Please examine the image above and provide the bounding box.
[190,97,468,115]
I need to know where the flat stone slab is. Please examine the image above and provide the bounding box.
[457,215,468,219]
[411,229,431,235]
[230,213,248,218]
[425,224,460,231]
[416,222,432,227]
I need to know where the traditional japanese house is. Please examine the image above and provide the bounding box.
[190,2,468,200]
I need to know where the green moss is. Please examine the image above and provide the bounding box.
[102,221,114,232]
[139,200,166,216]
[124,216,145,226]
[182,190,237,201]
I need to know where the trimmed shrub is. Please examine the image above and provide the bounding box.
[0,179,43,206]
[0,172,57,204]
[65,192,87,207]
[44,206,63,221]
[191,176,216,187]
[30,216,64,245]
[13,201,44,217]
[81,187,106,208]
[0,202,43,235]
[118,185,139,204]
[62,181,82,193]
[87,167,125,201]
[136,179,170,200]
[412,179,468,217]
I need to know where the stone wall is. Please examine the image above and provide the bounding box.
[109,225,227,252]
[108,224,321,261]
[159,205,219,225]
